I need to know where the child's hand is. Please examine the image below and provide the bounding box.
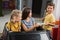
[44,23,49,26]
[9,31,13,32]
[34,23,40,28]
[45,23,54,26]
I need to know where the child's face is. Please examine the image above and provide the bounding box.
[47,5,54,13]
[29,10,32,17]
[16,14,22,22]
[12,16,16,22]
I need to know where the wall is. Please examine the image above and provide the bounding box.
[53,0,60,20]
[27,0,32,9]
[0,0,2,16]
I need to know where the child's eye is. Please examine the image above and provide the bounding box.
[50,8,52,9]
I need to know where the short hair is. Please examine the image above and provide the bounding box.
[22,7,31,20]
[47,3,55,9]
[10,9,22,20]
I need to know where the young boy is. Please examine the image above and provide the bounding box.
[43,3,55,39]
[6,9,22,32]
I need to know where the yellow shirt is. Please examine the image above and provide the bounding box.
[43,13,55,31]
[6,21,21,32]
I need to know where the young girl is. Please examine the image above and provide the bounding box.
[22,7,40,32]
[6,9,22,32]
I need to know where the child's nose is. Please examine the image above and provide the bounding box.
[20,18,22,20]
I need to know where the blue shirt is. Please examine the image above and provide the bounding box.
[22,17,35,28]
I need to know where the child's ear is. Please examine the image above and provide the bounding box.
[46,9,48,12]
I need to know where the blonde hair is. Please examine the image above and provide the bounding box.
[10,9,22,21]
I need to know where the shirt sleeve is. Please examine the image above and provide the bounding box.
[6,22,11,31]
[50,15,55,23]
[31,17,35,23]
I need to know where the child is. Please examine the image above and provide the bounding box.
[6,9,22,32]
[22,7,40,32]
[43,3,55,39]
